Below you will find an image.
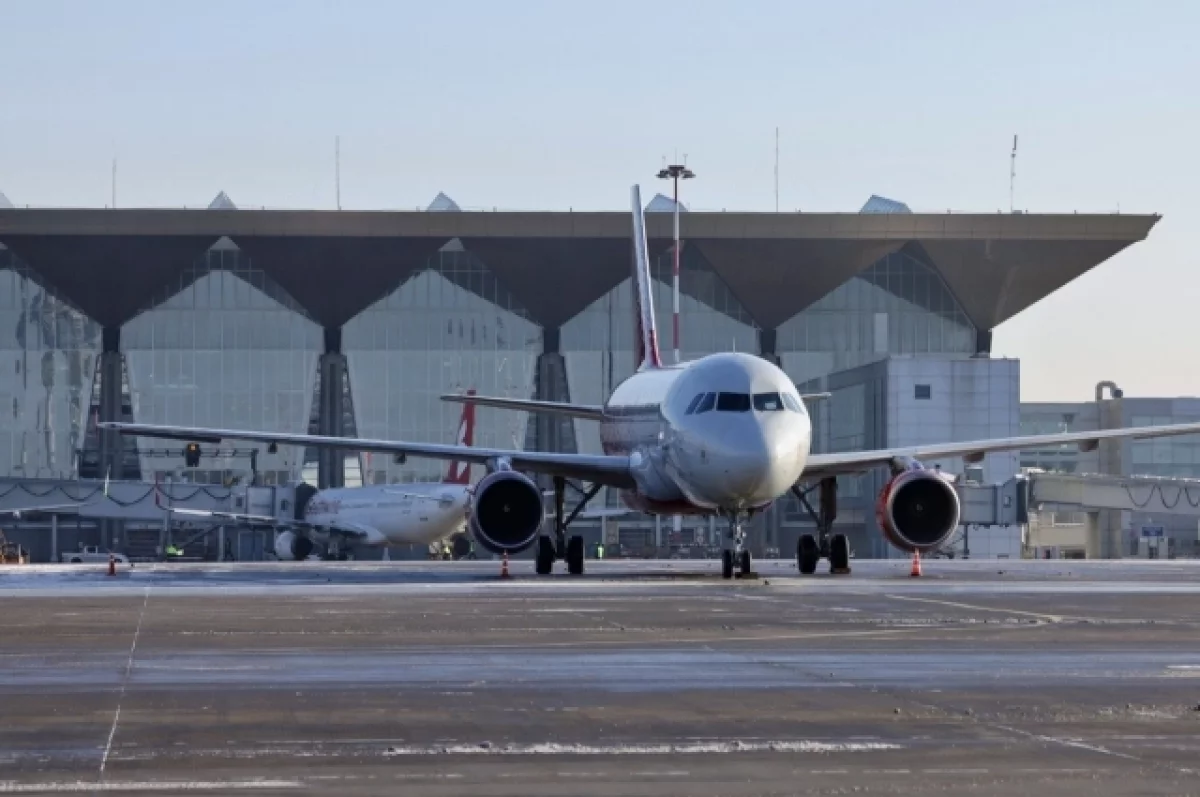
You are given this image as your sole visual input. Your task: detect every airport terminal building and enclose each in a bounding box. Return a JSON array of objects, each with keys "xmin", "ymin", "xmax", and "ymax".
[{"xmin": 0, "ymin": 190, "xmax": 1159, "ymax": 557}]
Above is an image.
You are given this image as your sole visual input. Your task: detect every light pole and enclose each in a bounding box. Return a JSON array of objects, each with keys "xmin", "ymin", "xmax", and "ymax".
[
  {"xmin": 657, "ymin": 163, "xmax": 694, "ymax": 554},
  {"xmin": 656, "ymin": 163, "xmax": 695, "ymax": 364}
]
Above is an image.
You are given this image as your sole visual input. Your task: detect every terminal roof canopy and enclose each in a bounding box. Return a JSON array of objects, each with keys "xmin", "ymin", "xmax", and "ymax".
[
  {"xmin": 231, "ymin": 236, "xmax": 450, "ymax": 329},
  {"xmin": 463, "ymin": 237, "xmax": 672, "ymax": 329},
  {"xmin": 0, "ymin": 234, "xmax": 217, "ymax": 327},
  {"xmin": 693, "ymin": 240, "xmax": 904, "ymax": 328},
  {"xmin": 0, "ymin": 208, "xmax": 1159, "ymax": 333}
]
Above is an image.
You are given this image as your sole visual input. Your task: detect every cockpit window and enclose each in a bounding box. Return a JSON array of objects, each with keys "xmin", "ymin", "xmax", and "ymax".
[
  {"xmin": 684, "ymin": 393, "xmax": 705, "ymax": 415},
  {"xmin": 782, "ymin": 393, "xmax": 804, "ymax": 413},
  {"xmin": 716, "ymin": 392, "xmax": 751, "ymax": 412},
  {"xmin": 753, "ymin": 392, "xmax": 784, "ymax": 412},
  {"xmin": 693, "ymin": 392, "xmax": 716, "ymax": 414}
]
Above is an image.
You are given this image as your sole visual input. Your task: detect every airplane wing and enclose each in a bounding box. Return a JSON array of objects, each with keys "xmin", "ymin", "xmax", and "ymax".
[
  {"xmin": 103, "ymin": 423, "xmax": 637, "ymax": 489},
  {"xmin": 803, "ymin": 421, "xmax": 1200, "ymax": 479},
  {"xmin": 441, "ymin": 394, "xmax": 606, "ymax": 422}
]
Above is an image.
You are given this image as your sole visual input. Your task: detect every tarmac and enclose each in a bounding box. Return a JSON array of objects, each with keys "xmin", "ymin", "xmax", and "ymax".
[{"xmin": 1, "ymin": 558, "xmax": 1199, "ymax": 795}]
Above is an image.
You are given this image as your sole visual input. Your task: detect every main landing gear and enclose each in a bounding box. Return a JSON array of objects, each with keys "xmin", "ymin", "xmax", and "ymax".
[
  {"xmin": 720, "ymin": 512, "xmax": 754, "ymax": 580},
  {"xmin": 535, "ymin": 476, "xmax": 601, "ymax": 577},
  {"xmin": 791, "ymin": 477, "xmax": 851, "ymax": 576}
]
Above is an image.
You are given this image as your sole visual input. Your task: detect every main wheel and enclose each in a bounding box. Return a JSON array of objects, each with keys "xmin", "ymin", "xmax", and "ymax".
[
  {"xmin": 535, "ymin": 536, "xmax": 555, "ymax": 575},
  {"xmin": 721, "ymin": 549, "xmax": 734, "ymax": 579},
  {"xmin": 739, "ymin": 549, "xmax": 752, "ymax": 577},
  {"xmin": 797, "ymin": 534, "xmax": 819, "ymax": 575},
  {"xmin": 566, "ymin": 535, "xmax": 585, "ymax": 576},
  {"xmin": 829, "ymin": 533, "xmax": 851, "ymax": 574}
]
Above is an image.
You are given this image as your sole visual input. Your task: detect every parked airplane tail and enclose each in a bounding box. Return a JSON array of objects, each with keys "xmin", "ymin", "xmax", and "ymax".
[
  {"xmin": 630, "ymin": 185, "xmax": 662, "ymax": 370},
  {"xmin": 443, "ymin": 388, "xmax": 476, "ymax": 484}
]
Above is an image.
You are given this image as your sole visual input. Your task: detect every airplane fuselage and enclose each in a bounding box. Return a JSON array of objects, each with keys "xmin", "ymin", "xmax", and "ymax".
[
  {"xmin": 599, "ymin": 352, "xmax": 812, "ymax": 515},
  {"xmin": 303, "ymin": 483, "xmax": 471, "ymax": 547}
]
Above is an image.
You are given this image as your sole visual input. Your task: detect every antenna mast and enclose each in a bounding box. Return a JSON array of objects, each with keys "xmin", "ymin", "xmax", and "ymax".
[
  {"xmin": 335, "ymin": 136, "xmax": 342, "ymax": 211},
  {"xmin": 1009, "ymin": 134, "xmax": 1018, "ymax": 212},
  {"xmin": 774, "ymin": 127, "xmax": 779, "ymax": 213},
  {"xmin": 111, "ymin": 158, "xmax": 117, "ymax": 208}
]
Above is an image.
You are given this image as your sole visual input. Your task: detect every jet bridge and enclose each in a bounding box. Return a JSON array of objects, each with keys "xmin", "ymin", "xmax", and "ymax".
[
  {"xmin": 0, "ymin": 477, "xmax": 299, "ymax": 561},
  {"xmin": 1027, "ymin": 472, "xmax": 1200, "ymax": 559}
]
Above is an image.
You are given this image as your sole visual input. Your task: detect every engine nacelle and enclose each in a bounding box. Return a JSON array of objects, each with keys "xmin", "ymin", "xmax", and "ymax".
[
  {"xmin": 875, "ymin": 468, "xmax": 961, "ymax": 553},
  {"xmin": 469, "ymin": 470, "xmax": 543, "ymax": 555},
  {"xmin": 274, "ymin": 530, "xmax": 314, "ymax": 561}
]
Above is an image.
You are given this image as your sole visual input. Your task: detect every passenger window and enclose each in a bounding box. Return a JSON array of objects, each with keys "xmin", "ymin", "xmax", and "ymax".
[
  {"xmin": 716, "ymin": 392, "xmax": 751, "ymax": 412},
  {"xmin": 685, "ymin": 393, "xmax": 705, "ymax": 415},
  {"xmin": 694, "ymin": 392, "xmax": 716, "ymax": 414},
  {"xmin": 753, "ymin": 392, "xmax": 784, "ymax": 411}
]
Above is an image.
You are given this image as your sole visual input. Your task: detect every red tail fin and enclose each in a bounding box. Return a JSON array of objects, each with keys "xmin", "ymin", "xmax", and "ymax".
[{"xmin": 443, "ymin": 388, "xmax": 476, "ymax": 484}]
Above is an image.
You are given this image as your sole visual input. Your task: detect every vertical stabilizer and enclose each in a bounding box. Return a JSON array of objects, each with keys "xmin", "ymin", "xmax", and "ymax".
[
  {"xmin": 630, "ymin": 185, "xmax": 662, "ymax": 369},
  {"xmin": 443, "ymin": 388, "xmax": 476, "ymax": 484}
]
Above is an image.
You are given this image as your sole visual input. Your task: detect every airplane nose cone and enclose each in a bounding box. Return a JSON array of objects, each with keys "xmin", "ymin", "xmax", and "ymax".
[{"xmin": 721, "ymin": 427, "xmax": 801, "ymax": 504}]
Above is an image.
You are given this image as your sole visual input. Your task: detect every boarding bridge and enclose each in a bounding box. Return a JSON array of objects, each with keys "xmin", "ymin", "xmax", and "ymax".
[
  {"xmin": 1027, "ymin": 472, "xmax": 1200, "ymax": 559},
  {"xmin": 0, "ymin": 477, "xmax": 298, "ymax": 562}
]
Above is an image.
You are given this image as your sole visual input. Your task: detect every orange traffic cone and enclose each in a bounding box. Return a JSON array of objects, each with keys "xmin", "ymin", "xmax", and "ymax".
[
  {"xmin": 909, "ymin": 550, "xmax": 922, "ymax": 578},
  {"xmin": 500, "ymin": 552, "xmax": 511, "ymax": 579},
  {"xmin": 107, "ymin": 554, "xmax": 116, "ymax": 577}
]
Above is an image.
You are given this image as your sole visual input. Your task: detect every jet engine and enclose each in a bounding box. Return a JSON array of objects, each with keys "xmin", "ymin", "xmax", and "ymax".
[
  {"xmin": 274, "ymin": 530, "xmax": 314, "ymax": 561},
  {"xmin": 469, "ymin": 470, "xmax": 544, "ymax": 554},
  {"xmin": 875, "ymin": 468, "xmax": 961, "ymax": 552}
]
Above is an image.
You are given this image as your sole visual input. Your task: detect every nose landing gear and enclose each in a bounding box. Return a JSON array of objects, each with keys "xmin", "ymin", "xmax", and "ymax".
[
  {"xmin": 792, "ymin": 477, "xmax": 851, "ymax": 576},
  {"xmin": 721, "ymin": 512, "xmax": 754, "ymax": 579}
]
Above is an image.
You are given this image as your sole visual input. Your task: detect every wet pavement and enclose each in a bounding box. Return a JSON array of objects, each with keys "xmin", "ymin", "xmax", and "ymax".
[{"xmin": 1, "ymin": 559, "xmax": 1199, "ymax": 794}]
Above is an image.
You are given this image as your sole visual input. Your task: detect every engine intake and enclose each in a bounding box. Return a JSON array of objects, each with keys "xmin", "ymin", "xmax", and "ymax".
[
  {"xmin": 275, "ymin": 530, "xmax": 314, "ymax": 561},
  {"xmin": 876, "ymin": 468, "xmax": 961, "ymax": 552},
  {"xmin": 469, "ymin": 470, "xmax": 543, "ymax": 554}
]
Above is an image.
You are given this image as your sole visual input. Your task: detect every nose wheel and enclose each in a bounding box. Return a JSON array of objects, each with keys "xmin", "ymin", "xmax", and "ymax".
[
  {"xmin": 721, "ymin": 512, "xmax": 754, "ymax": 579},
  {"xmin": 791, "ymin": 478, "xmax": 851, "ymax": 576}
]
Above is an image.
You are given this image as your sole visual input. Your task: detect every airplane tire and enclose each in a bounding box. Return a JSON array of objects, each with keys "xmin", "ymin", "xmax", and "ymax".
[
  {"xmin": 798, "ymin": 534, "xmax": 819, "ymax": 575},
  {"xmin": 535, "ymin": 537, "xmax": 555, "ymax": 575},
  {"xmin": 739, "ymin": 549, "xmax": 752, "ymax": 576},
  {"xmin": 566, "ymin": 535, "xmax": 585, "ymax": 576},
  {"xmin": 830, "ymin": 533, "xmax": 851, "ymax": 574},
  {"xmin": 721, "ymin": 550, "xmax": 734, "ymax": 579}
]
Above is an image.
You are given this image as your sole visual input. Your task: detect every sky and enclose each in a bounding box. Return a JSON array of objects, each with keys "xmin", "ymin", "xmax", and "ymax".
[{"xmin": 1, "ymin": 0, "xmax": 1197, "ymax": 401}]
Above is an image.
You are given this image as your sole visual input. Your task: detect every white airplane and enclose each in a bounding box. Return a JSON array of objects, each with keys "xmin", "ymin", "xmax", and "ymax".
[
  {"xmin": 104, "ymin": 184, "xmax": 1200, "ymax": 578},
  {"xmin": 152, "ymin": 397, "xmax": 478, "ymax": 560}
]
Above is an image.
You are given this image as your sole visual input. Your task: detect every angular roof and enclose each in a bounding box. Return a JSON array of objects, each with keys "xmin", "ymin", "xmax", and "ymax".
[
  {"xmin": 0, "ymin": 207, "xmax": 1159, "ymax": 331},
  {"xmin": 427, "ymin": 192, "xmax": 461, "ymax": 212},
  {"xmin": 208, "ymin": 191, "xmax": 237, "ymax": 210},
  {"xmin": 645, "ymin": 193, "xmax": 687, "ymax": 213},
  {"xmin": 861, "ymin": 195, "xmax": 912, "ymax": 214}
]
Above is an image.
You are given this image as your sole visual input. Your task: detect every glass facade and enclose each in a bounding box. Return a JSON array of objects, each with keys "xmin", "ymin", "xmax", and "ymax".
[
  {"xmin": 122, "ymin": 249, "xmax": 321, "ymax": 484},
  {"xmin": 344, "ymin": 244, "xmax": 541, "ymax": 485},
  {"xmin": 777, "ymin": 247, "xmax": 975, "ymax": 386},
  {"xmin": 0, "ymin": 250, "xmax": 101, "ymax": 478},
  {"xmin": 2, "ymin": 229, "xmax": 981, "ymax": 506}
]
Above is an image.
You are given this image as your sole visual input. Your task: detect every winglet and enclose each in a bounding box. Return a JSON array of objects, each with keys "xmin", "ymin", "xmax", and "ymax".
[
  {"xmin": 630, "ymin": 184, "xmax": 662, "ymax": 370},
  {"xmin": 443, "ymin": 388, "xmax": 476, "ymax": 485}
]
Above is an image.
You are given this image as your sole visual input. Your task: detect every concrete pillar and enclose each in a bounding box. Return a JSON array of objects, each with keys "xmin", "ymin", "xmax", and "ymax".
[
  {"xmin": 50, "ymin": 514, "xmax": 58, "ymax": 562},
  {"xmin": 974, "ymin": 328, "xmax": 993, "ymax": 356},
  {"xmin": 1085, "ymin": 511, "xmax": 1103, "ymax": 559},
  {"xmin": 318, "ymin": 327, "xmax": 346, "ymax": 489},
  {"xmin": 758, "ymin": 328, "xmax": 781, "ymax": 366},
  {"xmin": 97, "ymin": 327, "xmax": 124, "ymax": 481}
]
